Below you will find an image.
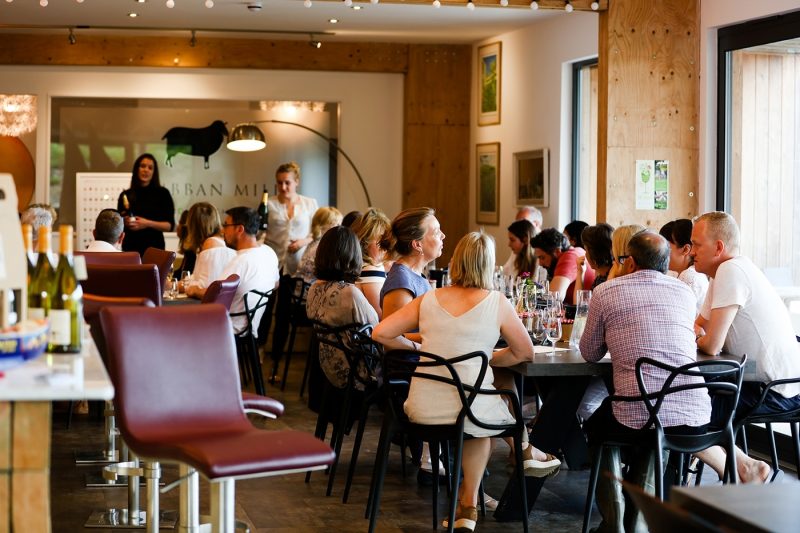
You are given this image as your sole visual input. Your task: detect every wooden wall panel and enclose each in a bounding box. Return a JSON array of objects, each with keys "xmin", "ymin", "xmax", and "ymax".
[
  {"xmin": 404, "ymin": 45, "xmax": 471, "ymax": 263},
  {"xmin": 597, "ymin": 0, "xmax": 699, "ymax": 227}
]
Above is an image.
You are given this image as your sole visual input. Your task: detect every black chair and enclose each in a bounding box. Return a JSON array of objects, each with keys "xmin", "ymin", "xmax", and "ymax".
[
  {"xmin": 620, "ymin": 477, "xmax": 722, "ymax": 533},
  {"xmin": 270, "ymin": 277, "xmax": 312, "ymax": 391},
  {"xmin": 581, "ymin": 355, "xmax": 745, "ymax": 533},
  {"xmin": 230, "ymin": 288, "xmax": 274, "ymax": 396},
  {"xmin": 368, "ymin": 349, "xmax": 529, "ymax": 533}
]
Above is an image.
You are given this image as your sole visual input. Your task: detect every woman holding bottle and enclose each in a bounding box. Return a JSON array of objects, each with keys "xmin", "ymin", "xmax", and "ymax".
[{"xmin": 117, "ymin": 153, "xmax": 175, "ymax": 257}]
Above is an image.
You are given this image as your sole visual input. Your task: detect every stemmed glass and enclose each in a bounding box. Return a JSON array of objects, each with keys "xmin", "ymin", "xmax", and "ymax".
[
  {"xmin": 544, "ymin": 308, "xmax": 562, "ymax": 356},
  {"xmin": 529, "ymin": 308, "xmax": 547, "ymax": 346}
]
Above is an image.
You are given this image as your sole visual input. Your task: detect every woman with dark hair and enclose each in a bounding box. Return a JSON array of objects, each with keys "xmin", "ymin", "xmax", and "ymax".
[
  {"xmin": 575, "ymin": 223, "xmax": 614, "ymax": 292},
  {"xmin": 659, "ymin": 218, "xmax": 708, "ymax": 313},
  {"xmin": 563, "ymin": 220, "xmax": 589, "ymax": 249},
  {"xmin": 505, "ymin": 219, "xmax": 539, "ymax": 278},
  {"xmin": 117, "ymin": 153, "xmax": 175, "ymax": 256},
  {"xmin": 306, "ymin": 226, "xmax": 379, "ymax": 389}
]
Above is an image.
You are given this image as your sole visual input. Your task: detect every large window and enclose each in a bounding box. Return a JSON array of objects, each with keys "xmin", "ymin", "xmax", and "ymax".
[
  {"xmin": 571, "ymin": 58, "xmax": 598, "ymax": 223},
  {"xmin": 717, "ymin": 11, "xmax": 800, "ymax": 293}
]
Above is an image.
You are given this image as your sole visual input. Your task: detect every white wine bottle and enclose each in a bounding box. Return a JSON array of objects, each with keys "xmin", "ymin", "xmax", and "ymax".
[
  {"xmin": 49, "ymin": 225, "xmax": 83, "ymax": 353},
  {"xmin": 21, "ymin": 223, "xmax": 35, "ymax": 282},
  {"xmin": 257, "ymin": 187, "xmax": 269, "ymax": 231},
  {"xmin": 28, "ymin": 225, "xmax": 55, "ymax": 321}
]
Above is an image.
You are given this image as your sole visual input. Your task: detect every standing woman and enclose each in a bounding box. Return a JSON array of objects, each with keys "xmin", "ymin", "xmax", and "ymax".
[
  {"xmin": 263, "ymin": 161, "xmax": 319, "ymax": 374},
  {"xmin": 659, "ymin": 219, "xmax": 708, "ymax": 313},
  {"xmin": 117, "ymin": 153, "xmax": 175, "ymax": 256}
]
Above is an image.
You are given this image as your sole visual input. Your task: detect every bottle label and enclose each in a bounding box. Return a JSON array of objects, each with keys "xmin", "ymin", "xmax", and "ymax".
[
  {"xmin": 29, "ymin": 307, "xmax": 45, "ymax": 320},
  {"xmin": 49, "ymin": 309, "xmax": 72, "ymax": 345}
]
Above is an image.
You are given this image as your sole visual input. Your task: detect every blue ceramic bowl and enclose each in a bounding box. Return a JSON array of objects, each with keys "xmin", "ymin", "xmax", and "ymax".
[{"xmin": 0, "ymin": 319, "xmax": 50, "ymax": 371}]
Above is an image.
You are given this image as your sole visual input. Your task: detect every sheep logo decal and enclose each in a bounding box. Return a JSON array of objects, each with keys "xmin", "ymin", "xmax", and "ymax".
[{"xmin": 162, "ymin": 120, "xmax": 229, "ymax": 169}]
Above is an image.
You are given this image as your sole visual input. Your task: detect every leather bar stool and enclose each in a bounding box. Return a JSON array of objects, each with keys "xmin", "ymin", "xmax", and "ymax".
[{"xmin": 101, "ymin": 304, "xmax": 335, "ymax": 533}]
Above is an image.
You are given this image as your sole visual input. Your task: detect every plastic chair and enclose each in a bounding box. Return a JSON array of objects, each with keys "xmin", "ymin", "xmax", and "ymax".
[
  {"xmin": 82, "ymin": 263, "xmax": 162, "ymax": 306},
  {"xmin": 368, "ymin": 349, "xmax": 529, "ymax": 533},
  {"xmin": 99, "ymin": 304, "xmax": 336, "ymax": 533},
  {"xmin": 581, "ymin": 356, "xmax": 745, "ymax": 533},
  {"xmin": 230, "ymin": 288, "xmax": 274, "ymax": 396},
  {"xmin": 201, "ymin": 274, "xmax": 240, "ymax": 309},
  {"xmin": 142, "ymin": 246, "xmax": 177, "ymax": 295},
  {"xmin": 76, "ymin": 250, "xmax": 142, "ymax": 265},
  {"xmin": 270, "ymin": 276, "xmax": 312, "ymax": 391}
]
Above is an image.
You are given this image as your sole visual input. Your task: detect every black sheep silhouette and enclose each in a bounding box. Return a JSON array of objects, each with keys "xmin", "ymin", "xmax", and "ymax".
[{"xmin": 162, "ymin": 120, "xmax": 228, "ymax": 169}]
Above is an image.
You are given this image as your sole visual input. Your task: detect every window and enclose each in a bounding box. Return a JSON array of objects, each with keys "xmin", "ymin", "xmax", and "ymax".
[{"xmin": 571, "ymin": 58, "xmax": 598, "ymax": 223}]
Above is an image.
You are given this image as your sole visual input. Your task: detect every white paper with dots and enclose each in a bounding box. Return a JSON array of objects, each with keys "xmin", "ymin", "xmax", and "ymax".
[{"xmin": 76, "ymin": 173, "xmax": 130, "ymax": 251}]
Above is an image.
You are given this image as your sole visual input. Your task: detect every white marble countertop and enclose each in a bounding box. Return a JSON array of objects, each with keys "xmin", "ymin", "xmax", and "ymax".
[{"xmin": 0, "ymin": 336, "xmax": 114, "ymax": 401}]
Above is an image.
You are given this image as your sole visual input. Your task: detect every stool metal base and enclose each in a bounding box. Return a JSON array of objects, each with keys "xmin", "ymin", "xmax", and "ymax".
[
  {"xmin": 85, "ymin": 509, "xmax": 177, "ymax": 529},
  {"xmin": 75, "ymin": 449, "xmax": 119, "ymax": 465},
  {"xmin": 85, "ymin": 472, "xmax": 164, "ymax": 489}
]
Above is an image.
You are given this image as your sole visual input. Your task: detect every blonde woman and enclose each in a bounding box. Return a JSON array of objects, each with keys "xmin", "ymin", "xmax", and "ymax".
[
  {"xmin": 184, "ymin": 202, "xmax": 236, "ymax": 296},
  {"xmin": 374, "ymin": 232, "xmax": 559, "ymax": 533},
  {"xmin": 607, "ymin": 224, "xmax": 646, "ymax": 280},
  {"xmin": 294, "ymin": 206, "xmax": 343, "ymax": 283},
  {"xmin": 352, "ymin": 208, "xmax": 392, "ymax": 318}
]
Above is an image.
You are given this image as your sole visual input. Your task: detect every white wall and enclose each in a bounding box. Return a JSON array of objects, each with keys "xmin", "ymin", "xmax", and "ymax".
[
  {"xmin": 0, "ymin": 66, "xmax": 404, "ymax": 217},
  {"xmin": 698, "ymin": 0, "xmax": 800, "ymax": 212},
  {"xmin": 471, "ymin": 12, "xmax": 598, "ymax": 254}
]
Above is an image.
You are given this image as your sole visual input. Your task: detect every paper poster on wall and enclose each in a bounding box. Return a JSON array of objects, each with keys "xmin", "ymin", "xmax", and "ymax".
[{"xmin": 635, "ymin": 160, "xmax": 668, "ymax": 210}]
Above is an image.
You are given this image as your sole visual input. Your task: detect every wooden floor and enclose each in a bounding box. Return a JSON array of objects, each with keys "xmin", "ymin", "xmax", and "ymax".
[{"xmin": 50, "ymin": 347, "xmax": 594, "ymax": 532}]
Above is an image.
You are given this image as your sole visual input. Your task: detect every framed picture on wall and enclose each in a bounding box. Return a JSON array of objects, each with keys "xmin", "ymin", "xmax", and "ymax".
[
  {"xmin": 476, "ymin": 142, "xmax": 500, "ymax": 225},
  {"xmin": 478, "ymin": 42, "xmax": 501, "ymax": 126},
  {"xmin": 514, "ymin": 149, "xmax": 549, "ymax": 207}
]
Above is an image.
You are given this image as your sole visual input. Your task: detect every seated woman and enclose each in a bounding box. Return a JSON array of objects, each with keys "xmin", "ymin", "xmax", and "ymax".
[
  {"xmin": 373, "ymin": 231, "xmax": 560, "ymax": 533},
  {"xmin": 505, "ymin": 219, "xmax": 542, "ymax": 280},
  {"xmin": 183, "ymin": 202, "xmax": 235, "ymax": 296},
  {"xmin": 575, "ymin": 222, "xmax": 614, "ymax": 292},
  {"xmin": 351, "ymin": 208, "xmax": 392, "ymax": 319},
  {"xmin": 659, "ymin": 218, "xmax": 708, "ymax": 313},
  {"xmin": 607, "ymin": 223, "xmax": 645, "ymax": 281},
  {"xmin": 294, "ymin": 206, "xmax": 343, "ymax": 284},
  {"xmin": 306, "ymin": 225, "xmax": 379, "ymax": 390}
]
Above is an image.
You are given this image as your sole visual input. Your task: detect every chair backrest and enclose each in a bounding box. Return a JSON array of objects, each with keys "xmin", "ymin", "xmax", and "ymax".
[
  {"xmin": 82, "ymin": 264, "xmax": 162, "ymax": 306},
  {"xmin": 312, "ymin": 320, "xmax": 375, "ymax": 389},
  {"xmin": 76, "ymin": 250, "xmax": 142, "ymax": 266},
  {"xmin": 100, "ymin": 305, "xmax": 249, "ymax": 451},
  {"xmin": 83, "ymin": 294, "xmax": 155, "ymax": 365},
  {"xmin": 230, "ymin": 288, "xmax": 273, "ymax": 338},
  {"xmin": 201, "ymin": 274, "xmax": 241, "ymax": 310},
  {"xmin": 633, "ymin": 355, "xmax": 745, "ymax": 433},
  {"xmin": 288, "ymin": 277, "xmax": 312, "ymax": 322},
  {"xmin": 382, "ymin": 349, "xmax": 522, "ymax": 432},
  {"xmin": 142, "ymin": 247, "xmax": 177, "ymax": 295},
  {"xmin": 620, "ymin": 478, "xmax": 722, "ymax": 533},
  {"xmin": 345, "ymin": 324, "xmax": 384, "ymax": 389}
]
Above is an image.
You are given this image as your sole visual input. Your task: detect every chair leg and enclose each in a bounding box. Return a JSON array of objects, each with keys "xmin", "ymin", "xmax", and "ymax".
[
  {"xmin": 326, "ymin": 388, "xmax": 353, "ymax": 497},
  {"xmin": 430, "ymin": 440, "xmax": 441, "ymax": 531},
  {"xmin": 792, "ymin": 422, "xmax": 800, "ymax": 480},
  {"xmin": 446, "ymin": 435, "xmax": 464, "ymax": 533},
  {"xmin": 726, "ymin": 427, "xmax": 739, "ymax": 484},
  {"xmin": 144, "ymin": 461, "xmax": 160, "ymax": 533},
  {"xmin": 367, "ymin": 418, "xmax": 395, "ymax": 533},
  {"xmin": 694, "ymin": 460, "xmax": 705, "ymax": 485},
  {"xmin": 514, "ymin": 436, "xmax": 529, "ymax": 533},
  {"xmin": 280, "ymin": 324, "xmax": 299, "ymax": 391},
  {"xmin": 582, "ymin": 445, "xmax": 603, "ymax": 533},
  {"xmin": 343, "ymin": 400, "xmax": 372, "ymax": 504},
  {"xmin": 209, "ymin": 478, "xmax": 235, "ymax": 533},
  {"xmin": 766, "ymin": 422, "xmax": 780, "ymax": 472},
  {"xmin": 178, "ymin": 464, "xmax": 201, "ymax": 531},
  {"xmin": 740, "ymin": 424, "xmax": 749, "ymax": 454},
  {"xmin": 307, "ymin": 385, "xmax": 333, "ymax": 483},
  {"xmin": 653, "ymin": 433, "xmax": 664, "ymax": 501},
  {"xmin": 299, "ymin": 335, "xmax": 315, "ymax": 398}
]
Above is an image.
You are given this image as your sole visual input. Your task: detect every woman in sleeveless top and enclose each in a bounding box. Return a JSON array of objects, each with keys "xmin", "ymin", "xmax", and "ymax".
[
  {"xmin": 183, "ymin": 202, "xmax": 235, "ymax": 296},
  {"xmin": 374, "ymin": 232, "xmax": 560, "ymax": 532},
  {"xmin": 351, "ymin": 208, "xmax": 392, "ymax": 318}
]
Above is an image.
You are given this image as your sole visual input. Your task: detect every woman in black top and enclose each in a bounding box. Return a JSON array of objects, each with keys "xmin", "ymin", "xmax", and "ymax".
[{"xmin": 117, "ymin": 153, "xmax": 175, "ymax": 256}]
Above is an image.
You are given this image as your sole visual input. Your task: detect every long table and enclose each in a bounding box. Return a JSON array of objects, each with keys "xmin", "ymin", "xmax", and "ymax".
[{"xmin": 0, "ymin": 338, "xmax": 114, "ymax": 532}]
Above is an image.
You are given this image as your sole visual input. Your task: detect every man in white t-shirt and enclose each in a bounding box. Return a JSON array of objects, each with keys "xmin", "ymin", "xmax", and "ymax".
[
  {"xmin": 85, "ymin": 209, "xmax": 124, "ymax": 252},
  {"xmin": 502, "ymin": 205, "xmax": 543, "ymax": 276},
  {"xmin": 191, "ymin": 207, "xmax": 279, "ymax": 335},
  {"xmin": 692, "ymin": 211, "xmax": 800, "ymax": 481}
]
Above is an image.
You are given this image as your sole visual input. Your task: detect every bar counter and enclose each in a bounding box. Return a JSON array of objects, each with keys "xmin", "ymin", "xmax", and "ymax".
[{"xmin": 0, "ymin": 338, "xmax": 114, "ymax": 533}]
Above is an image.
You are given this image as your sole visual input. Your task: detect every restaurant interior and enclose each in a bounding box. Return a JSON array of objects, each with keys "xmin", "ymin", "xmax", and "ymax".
[{"xmin": 1, "ymin": 0, "xmax": 800, "ymax": 531}]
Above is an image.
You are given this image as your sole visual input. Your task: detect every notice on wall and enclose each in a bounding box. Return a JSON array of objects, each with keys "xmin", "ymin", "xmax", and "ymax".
[{"xmin": 635, "ymin": 160, "xmax": 669, "ymax": 210}]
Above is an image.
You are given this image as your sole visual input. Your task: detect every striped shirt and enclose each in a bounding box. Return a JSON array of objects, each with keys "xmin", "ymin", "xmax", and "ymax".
[{"xmin": 579, "ymin": 270, "xmax": 711, "ymax": 429}]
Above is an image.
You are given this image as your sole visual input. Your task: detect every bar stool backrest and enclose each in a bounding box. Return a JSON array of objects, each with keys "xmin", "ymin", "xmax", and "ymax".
[
  {"xmin": 142, "ymin": 247, "xmax": 177, "ymax": 295},
  {"xmin": 76, "ymin": 251, "xmax": 142, "ymax": 266},
  {"xmin": 82, "ymin": 263, "xmax": 162, "ymax": 306},
  {"xmin": 202, "ymin": 274, "xmax": 240, "ymax": 310}
]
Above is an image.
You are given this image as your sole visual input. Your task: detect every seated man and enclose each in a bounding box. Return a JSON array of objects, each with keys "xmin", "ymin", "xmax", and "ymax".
[
  {"xmin": 531, "ymin": 227, "xmax": 595, "ymax": 303},
  {"xmin": 189, "ymin": 206, "xmax": 279, "ymax": 336},
  {"xmin": 580, "ymin": 230, "xmax": 711, "ymax": 533},
  {"xmin": 85, "ymin": 208, "xmax": 124, "ymax": 252},
  {"xmin": 692, "ymin": 211, "xmax": 800, "ymax": 479}
]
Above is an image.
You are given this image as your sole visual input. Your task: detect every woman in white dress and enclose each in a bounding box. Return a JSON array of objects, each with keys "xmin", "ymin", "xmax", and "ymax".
[
  {"xmin": 352, "ymin": 208, "xmax": 392, "ymax": 319},
  {"xmin": 183, "ymin": 202, "xmax": 235, "ymax": 296},
  {"xmin": 373, "ymin": 232, "xmax": 560, "ymax": 532},
  {"xmin": 660, "ymin": 218, "xmax": 709, "ymax": 313}
]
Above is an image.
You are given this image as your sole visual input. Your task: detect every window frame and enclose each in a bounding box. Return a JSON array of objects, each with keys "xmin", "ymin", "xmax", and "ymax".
[{"xmin": 571, "ymin": 57, "xmax": 599, "ymax": 220}]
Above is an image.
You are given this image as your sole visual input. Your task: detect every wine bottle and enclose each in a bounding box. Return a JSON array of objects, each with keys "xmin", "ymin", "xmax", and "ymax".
[
  {"xmin": 257, "ymin": 187, "xmax": 269, "ymax": 231},
  {"xmin": 48, "ymin": 225, "xmax": 83, "ymax": 353},
  {"xmin": 21, "ymin": 223, "xmax": 35, "ymax": 281},
  {"xmin": 121, "ymin": 192, "xmax": 135, "ymax": 220},
  {"xmin": 28, "ymin": 225, "xmax": 55, "ymax": 321}
]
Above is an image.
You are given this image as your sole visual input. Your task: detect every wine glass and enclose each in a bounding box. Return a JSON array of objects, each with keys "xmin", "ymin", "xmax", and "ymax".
[
  {"xmin": 544, "ymin": 308, "xmax": 562, "ymax": 356},
  {"xmin": 529, "ymin": 309, "xmax": 547, "ymax": 346},
  {"xmin": 179, "ymin": 270, "xmax": 191, "ymax": 294},
  {"xmin": 164, "ymin": 272, "xmax": 176, "ymax": 299}
]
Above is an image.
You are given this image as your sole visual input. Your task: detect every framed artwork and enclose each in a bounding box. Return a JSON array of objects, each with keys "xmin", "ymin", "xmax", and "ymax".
[
  {"xmin": 476, "ymin": 142, "xmax": 500, "ymax": 225},
  {"xmin": 514, "ymin": 149, "xmax": 549, "ymax": 207},
  {"xmin": 477, "ymin": 42, "xmax": 501, "ymax": 126}
]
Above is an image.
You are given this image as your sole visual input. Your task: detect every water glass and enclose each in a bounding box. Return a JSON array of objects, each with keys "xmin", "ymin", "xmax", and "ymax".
[
  {"xmin": 529, "ymin": 309, "xmax": 547, "ymax": 345},
  {"xmin": 179, "ymin": 270, "xmax": 191, "ymax": 294}
]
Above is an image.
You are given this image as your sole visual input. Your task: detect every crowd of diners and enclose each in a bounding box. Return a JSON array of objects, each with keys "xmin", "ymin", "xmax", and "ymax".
[{"xmin": 20, "ymin": 154, "xmax": 800, "ymax": 533}]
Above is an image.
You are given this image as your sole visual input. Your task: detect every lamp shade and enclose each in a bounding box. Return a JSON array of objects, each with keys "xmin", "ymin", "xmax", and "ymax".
[{"xmin": 227, "ymin": 123, "xmax": 266, "ymax": 152}]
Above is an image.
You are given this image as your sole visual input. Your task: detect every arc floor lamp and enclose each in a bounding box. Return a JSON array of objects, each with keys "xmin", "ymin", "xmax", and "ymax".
[{"xmin": 226, "ymin": 119, "xmax": 372, "ymax": 207}]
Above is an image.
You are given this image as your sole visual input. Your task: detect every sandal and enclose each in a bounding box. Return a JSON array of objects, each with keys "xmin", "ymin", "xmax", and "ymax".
[
  {"xmin": 522, "ymin": 446, "xmax": 561, "ymax": 478},
  {"xmin": 482, "ymin": 494, "xmax": 498, "ymax": 511},
  {"xmin": 442, "ymin": 504, "xmax": 478, "ymax": 532}
]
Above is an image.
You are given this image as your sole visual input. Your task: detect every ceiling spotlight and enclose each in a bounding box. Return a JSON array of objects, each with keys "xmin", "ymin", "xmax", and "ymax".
[
  {"xmin": 371, "ymin": 0, "xmax": 379, "ymax": 4},
  {"xmin": 68, "ymin": 28, "xmax": 76, "ymax": 45},
  {"xmin": 303, "ymin": 0, "xmax": 312, "ymax": 6},
  {"xmin": 344, "ymin": 0, "xmax": 353, "ymax": 6},
  {"xmin": 328, "ymin": 18, "xmax": 338, "ymax": 23},
  {"xmin": 432, "ymin": 0, "xmax": 441, "ymax": 6},
  {"xmin": 205, "ymin": 0, "xmax": 213, "ymax": 7},
  {"xmin": 166, "ymin": 0, "xmax": 175, "ymax": 8},
  {"xmin": 466, "ymin": 0, "xmax": 474, "ymax": 10},
  {"xmin": 500, "ymin": 0, "xmax": 508, "ymax": 5},
  {"xmin": 590, "ymin": 1, "xmax": 599, "ymax": 9},
  {"xmin": 530, "ymin": 0, "xmax": 538, "ymax": 9},
  {"xmin": 128, "ymin": 12, "xmax": 138, "ymax": 17},
  {"xmin": 76, "ymin": 0, "xmax": 84, "ymax": 3},
  {"xmin": 309, "ymin": 35, "xmax": 322, "ymax": 49},
  {"xmin": 564, "ymin": 0, "xmax": 573, "ymax": 12},
  {"xmin": 39, "ymin": 0, "xmax": 48, "ymax": 6},
  {"xmin": 352, "ymin": 4, "xmax": 362, "ymax": 9}
]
